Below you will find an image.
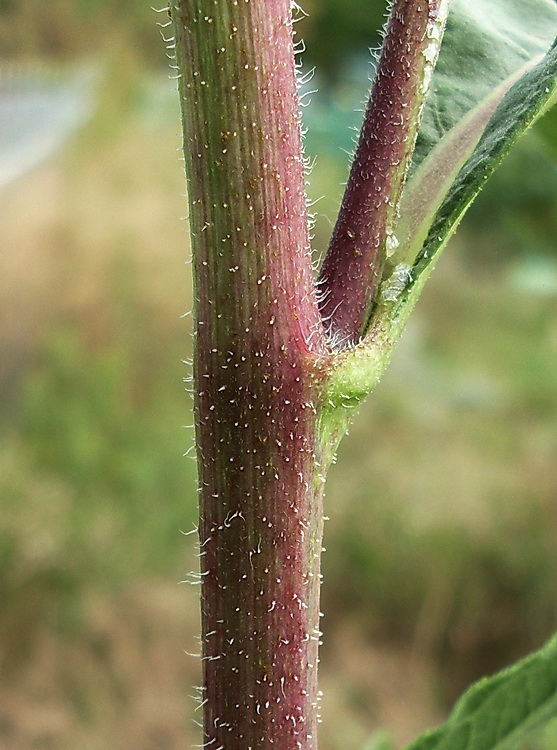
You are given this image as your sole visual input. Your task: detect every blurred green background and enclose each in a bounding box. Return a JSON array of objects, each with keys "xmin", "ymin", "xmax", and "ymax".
[{"xmin": 1, "ymin": 2, "xmax": 557, "ymax": 749}]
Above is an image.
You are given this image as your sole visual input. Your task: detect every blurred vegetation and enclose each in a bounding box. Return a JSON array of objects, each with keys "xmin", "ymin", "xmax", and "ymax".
[
  {"xmin": 0, "ymin": 0, "xmax": 387, "ymax": 70},
  {"xmin": 0, "ymin": 0, "xmax": 161, "ymax": 64},
  {"xmin": 1, "ymin": 2, "xmax": 557, "ymax": 749}
]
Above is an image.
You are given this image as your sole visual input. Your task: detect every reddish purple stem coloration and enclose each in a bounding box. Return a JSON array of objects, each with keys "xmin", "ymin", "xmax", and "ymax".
[
  {"xmin": 170, "ymin": 0, "xmax": 444, "ymax": 746},
  {"xmin": 318, "ymin": 0, "xmax": 445, "ymax": 347}
]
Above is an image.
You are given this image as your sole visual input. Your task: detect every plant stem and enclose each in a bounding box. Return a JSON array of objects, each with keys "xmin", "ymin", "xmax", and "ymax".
[
  {"xmin": 169, "ymin": 0, "xmax": 448, "ymax": 746},
  {"xmin": 317, "ymin": 0, "xmax": 449, "ymax": 348},
  {"xmin": 171, "ymin": 2, "xmax": 330, "ymax": 747}
]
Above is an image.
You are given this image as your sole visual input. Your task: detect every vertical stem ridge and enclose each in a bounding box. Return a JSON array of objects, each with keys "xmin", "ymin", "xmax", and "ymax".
[{"xmin": 317, "ymin": 0, "xmax": 449, "ymax": 348}]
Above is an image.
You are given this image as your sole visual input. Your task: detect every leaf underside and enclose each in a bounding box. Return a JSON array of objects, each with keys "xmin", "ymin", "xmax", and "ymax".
[
  {"xmin": 378, "ymin": 0, "xmax": 557, "ymax": 320},
  {"xmin": 411, "ymin": 0, "xmax": 557, "ymax": 173},
  {"xmin": 406, "ymin": 634, "xmax": 557, "ymax": 750},
  {"xmin": 412, "ymin": 39, "xmax": 557, "ymax": 283}
]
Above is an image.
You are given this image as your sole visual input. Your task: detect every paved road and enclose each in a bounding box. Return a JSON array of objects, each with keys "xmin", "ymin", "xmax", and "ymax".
[{"xmin": 0, "ymin": 65, "xmax": 95, "ymax": 192}]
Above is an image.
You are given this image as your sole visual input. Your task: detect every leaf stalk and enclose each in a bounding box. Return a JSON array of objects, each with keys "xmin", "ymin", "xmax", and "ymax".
[{"xmin": 317, "ymin": 0, "xmax": 449, "ymax": 348}]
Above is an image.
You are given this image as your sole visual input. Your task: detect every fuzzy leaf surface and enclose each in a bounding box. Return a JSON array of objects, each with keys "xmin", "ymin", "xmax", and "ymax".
[
  {"xmin": 411, "ymin": 40, "xmax": 557, "ymax": 283},
  {"xmin": 392, "ymin": 0, "xmax": 557, "ymax": 268},
  {"xmin": 376, "ymin": 37, "xmax": 557, "ymax": 333},
  {"xmin": 349, "ymin": 27, "xmax": 557, "ymax": 413},
  {"xmin": 405, "ymin": 634, "xmax": 557, "ymax": 750},
  {"xmin": 412, "ymin": 0, "xmax": 557, "ymax": 171}
]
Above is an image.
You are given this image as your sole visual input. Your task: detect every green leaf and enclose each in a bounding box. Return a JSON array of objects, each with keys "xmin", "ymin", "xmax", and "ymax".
[
  {"xmin": 412, "ymin": 40, "xmax": 557, "ymax": 283},
  {"xmin": 405, "ymin": 633, "xmax": 557, "ymax": 750},
  {"xmin": 412, "ymin": 0, "xmax": 557, "ymax": 172},
  {"xmin": 377, "ymin": 36, "xmax": 557, "ymax": 324},
  {"xmin": 389, "ymin": 0, "xmax": 557, "ymax": 271}
]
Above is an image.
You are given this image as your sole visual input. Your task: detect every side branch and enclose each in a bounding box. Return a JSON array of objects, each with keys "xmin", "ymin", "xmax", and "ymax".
[{"xmin": 317, "ymin": 0, "xmax": 449, "ymax": 349}]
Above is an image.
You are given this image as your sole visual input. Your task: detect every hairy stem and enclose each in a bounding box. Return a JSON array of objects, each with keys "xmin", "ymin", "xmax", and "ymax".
[
  {"xmin": 169, "ymin": 0, "xmax": 450, "ymax": 746},
  {"xmin": 171, "ymin": 2, "xmax": 330, "ymax": 747},
  {"xmin": 317, "ymin": 0, "xmax": 449, "ymax": 348}
]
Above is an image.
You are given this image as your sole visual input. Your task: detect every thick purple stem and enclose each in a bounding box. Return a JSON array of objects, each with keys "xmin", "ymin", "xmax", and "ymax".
[
  {"xmin": 317, "ymin": 0, "xmax": 448, "ymax": 348},
  {"xmin": 171, "ymin": 2, "xmax": 329, "ymax": 747},
  {"xmin": 170, "ymin": 0, "xmax": 448, "ymax": 744}
]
